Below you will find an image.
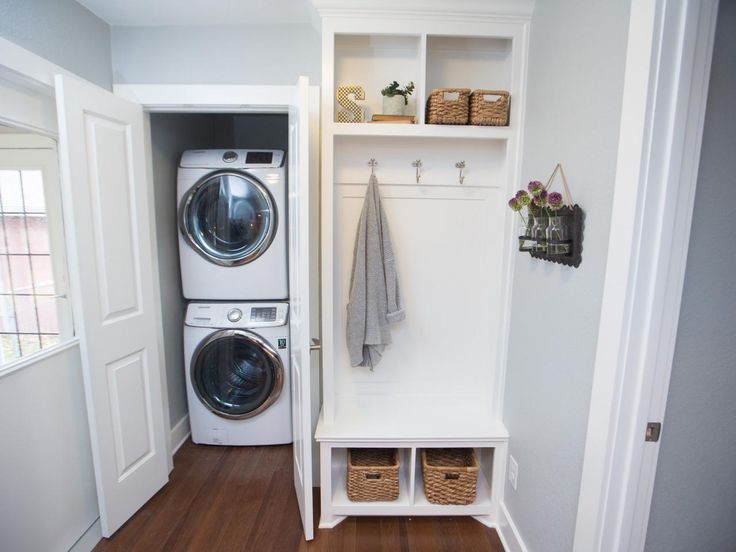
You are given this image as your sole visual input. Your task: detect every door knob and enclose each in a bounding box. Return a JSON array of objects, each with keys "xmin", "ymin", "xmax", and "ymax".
[{"xmin": 310, "ymin": 338, "xmax": 321, "ymax": 351}]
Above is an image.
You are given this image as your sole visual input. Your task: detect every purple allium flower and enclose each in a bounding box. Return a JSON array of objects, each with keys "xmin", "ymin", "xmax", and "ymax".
[
  {"xmin": 533, "ymin": 193, "xmax": 548, "ymax": 208},
  {"xmin": 508, "ymin": 197, "xmax": 522, "ymax": 211},
  {"xmin": 528, "ymin": 180, "xmax": 544, "ymax": 195},
  {"xmin": 548, "ymin": 191, "xmax": 564, "ymax": 210},
  {"xmin": 515, "ymin": 190, "xmax": 528, "ymax": 199}
]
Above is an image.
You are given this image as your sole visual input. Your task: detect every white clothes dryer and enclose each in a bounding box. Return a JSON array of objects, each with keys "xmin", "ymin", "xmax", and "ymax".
[
  {"xmin": 184, "ymin": 301, "xmax": 292, "ymax": 446},
  {"xmin": 178, "ymin": 149, "xmax": 287, "ymax": 300}
]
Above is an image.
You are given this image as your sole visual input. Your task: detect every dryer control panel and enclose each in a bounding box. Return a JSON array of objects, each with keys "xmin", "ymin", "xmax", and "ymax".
[
  {"xmin": 185, "ymin": 302, "xmax": 288, "ymax": 329},
  {"xmin": 179, "ymin": 149, "xmax": 285, "ymax": 169}
]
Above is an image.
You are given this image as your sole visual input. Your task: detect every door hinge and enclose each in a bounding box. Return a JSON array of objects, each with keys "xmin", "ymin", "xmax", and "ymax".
[{"xmin": 645, "ymin": 422, "xmax": 661, "ymax": 442}]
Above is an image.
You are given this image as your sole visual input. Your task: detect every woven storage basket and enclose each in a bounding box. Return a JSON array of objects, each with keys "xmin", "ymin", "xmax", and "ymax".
[
  {"xmin": 421, "ymin": 448, "xmax": 479, "ymax": 505},
  {"xmin": 469, "ymin": 90, "xmax": 510, "ymax": 126},
  {"xmin": 426, "ymin": 88, "xmax": 471, "ymax": 125},
  {"xmin": 347, "ymin": 448, "xmax": 400, "ymax": 502}
]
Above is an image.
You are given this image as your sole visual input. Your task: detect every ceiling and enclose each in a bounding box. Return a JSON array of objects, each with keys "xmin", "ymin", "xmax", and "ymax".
[{"xmin": 75, "ymin": 0, "xmax": 317, "ymax": 26}]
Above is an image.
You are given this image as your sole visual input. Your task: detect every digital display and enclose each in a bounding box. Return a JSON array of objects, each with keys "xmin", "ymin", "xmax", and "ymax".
[
  {"xmin": 250, "ymin": 307, "xmax": 277, "ymax": 322},
  {"xmin": 246, "ymin": 151, "xmax": 273, "ymax": 164}
]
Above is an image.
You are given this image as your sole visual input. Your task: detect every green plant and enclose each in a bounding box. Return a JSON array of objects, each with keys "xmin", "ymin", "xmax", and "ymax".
[{"xmin": 380, "ymin": 81, "xmax": 415, "ymax": 105}]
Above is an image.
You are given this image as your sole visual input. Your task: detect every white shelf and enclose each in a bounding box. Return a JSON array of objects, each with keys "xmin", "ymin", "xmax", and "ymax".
[
  {"xmin": 330, "ymin": 122, "xmax": 512, "ymax": 140},
  {"xmin": 325, "ymin": 445, "xmax": 497, "ymax": 519},
  {"xmin": 315, "ymin": 407, "xmax": 509, "ymax": 444}
]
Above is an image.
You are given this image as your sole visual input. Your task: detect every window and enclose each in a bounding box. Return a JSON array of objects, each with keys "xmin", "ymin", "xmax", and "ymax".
[{"xmin": 0, "ymin": 135, "xmax": 73, "ymax": 366}]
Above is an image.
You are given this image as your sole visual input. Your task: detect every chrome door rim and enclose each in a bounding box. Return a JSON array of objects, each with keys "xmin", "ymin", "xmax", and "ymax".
[
  {"xmin": 190, "ymin": 329, "xmax": 284, "ymax": 420},
  {"xmin": 179, "ymin": 170, "xmax": 278, "ymax": 267}
]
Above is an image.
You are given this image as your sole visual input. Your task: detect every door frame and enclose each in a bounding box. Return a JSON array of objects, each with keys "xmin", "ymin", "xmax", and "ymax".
[{"xmin": 573, "ymin": 1, "xmax": 720, "ymax": 550}]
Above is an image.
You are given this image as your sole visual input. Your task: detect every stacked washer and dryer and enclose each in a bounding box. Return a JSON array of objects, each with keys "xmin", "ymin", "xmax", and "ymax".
[{"xmin": 178, "ymin": 149, "xmax": 292, "ymax": 446}]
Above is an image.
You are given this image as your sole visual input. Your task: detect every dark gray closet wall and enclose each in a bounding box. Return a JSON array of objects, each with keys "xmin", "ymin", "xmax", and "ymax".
[{"xmin": 149, "ymin": 112, "xmax": 288, "ymax": 427}]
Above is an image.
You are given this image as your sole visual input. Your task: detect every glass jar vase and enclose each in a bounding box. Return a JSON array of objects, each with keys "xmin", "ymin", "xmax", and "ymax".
[
  {"xmin": 546, "ymin": 215, "xmax": 570, "ymax": 255},
  {"xmin": 518, "ymin": 214, "xmax": 535, "ymax": 252},
  {"xmin": 531, "ymin": 215, "xmax": 548, "ymax": 252}
]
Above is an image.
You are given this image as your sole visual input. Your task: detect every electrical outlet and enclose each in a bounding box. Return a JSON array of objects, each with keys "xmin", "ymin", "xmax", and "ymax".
[{"xmin": 508, "ymin": 455, "xmax": 519, "ymax": 490}]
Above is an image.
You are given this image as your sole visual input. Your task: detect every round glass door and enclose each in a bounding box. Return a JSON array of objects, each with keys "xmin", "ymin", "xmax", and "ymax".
[
  {"xmin": 181, "ymin": 171, "xmax": 277, "ymax": 266},
  {"xmin": 191, "ymin": 330, "xmax": 284, "ymax": 419}
]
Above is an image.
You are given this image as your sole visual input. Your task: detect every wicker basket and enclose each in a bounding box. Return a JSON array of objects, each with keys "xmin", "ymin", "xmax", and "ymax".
[
  {"xmin": 426, "ymin": 88, "xmax": 471, "ymax": 125},
  {"xmin": 421, "ymin": 448, "xmax": 479, "ymax": 505},
  {"xmin": 469, "ymin": 90, "xmax": 510, "ymax": 126},
  {"xmin": 347, "ymin": 448, "xmax": 400, "ymax": 502}
]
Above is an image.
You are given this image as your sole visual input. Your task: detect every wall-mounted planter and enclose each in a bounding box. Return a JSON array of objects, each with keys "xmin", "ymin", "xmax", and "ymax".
[{"xmin": 520, "ymin": 205, "xmax": 584, "ymax": 267}]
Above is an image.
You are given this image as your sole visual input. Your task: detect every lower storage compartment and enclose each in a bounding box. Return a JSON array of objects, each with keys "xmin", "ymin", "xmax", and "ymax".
[
  {"xmin": 421, "ymin": 448, "xmax": 479, "ymax": 505},
  {"xmin": 347, "ymin": 448, "xmax": 400, "ymax": 502}
]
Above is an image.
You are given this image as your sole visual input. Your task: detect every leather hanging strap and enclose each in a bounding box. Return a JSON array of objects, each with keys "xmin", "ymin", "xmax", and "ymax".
[{"xmin": 544, "ymin": 163, "xmax": 574, "ymax": 206}]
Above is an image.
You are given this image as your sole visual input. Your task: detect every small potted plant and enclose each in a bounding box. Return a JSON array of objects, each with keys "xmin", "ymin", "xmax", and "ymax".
[{"xmin": 381, "ymin": 81, "xmax": 415, "ymax": 115}]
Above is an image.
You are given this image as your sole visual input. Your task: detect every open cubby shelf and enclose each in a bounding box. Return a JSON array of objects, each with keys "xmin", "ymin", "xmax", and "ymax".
[
  {"xmin": 319, "ymin": 442, "xmax": 503, "ymax": 520},
  {"xmin": 332, "ymin": 32, "xmax": 515, "ymax": 129}
]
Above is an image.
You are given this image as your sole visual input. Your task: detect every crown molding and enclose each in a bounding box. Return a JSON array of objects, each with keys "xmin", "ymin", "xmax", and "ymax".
[{"xmin": 310, "ymin": 0, "xmax": 534, "ymax": 20}]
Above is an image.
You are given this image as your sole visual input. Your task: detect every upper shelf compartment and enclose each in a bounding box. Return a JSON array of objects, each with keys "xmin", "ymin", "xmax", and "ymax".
[
  {"xmin": 425, "ymin": 35, "xmax": 513, "ymax": 100},
  {"xmin": 334, "ymin": 34, "xmax": 422, "ymax": 124}
]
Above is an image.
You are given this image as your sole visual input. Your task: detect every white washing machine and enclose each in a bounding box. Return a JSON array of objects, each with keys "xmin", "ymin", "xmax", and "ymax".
[
  {"xmin": 178, "ymin": 149, "xmax": 287, "ymax": 300},
  {"xmin": 184, "ymin": 301, "xmax": 292, "ymax": 446}
]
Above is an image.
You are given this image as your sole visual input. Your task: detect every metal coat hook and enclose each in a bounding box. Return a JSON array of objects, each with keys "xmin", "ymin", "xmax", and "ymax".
[
  {"xmin": 455, "ymin": 161, "xmax": 466, "ymax": 184},
  {"xmin": 368, "ymin": 158, "xmax": 378, "ymax": 175},
  {"xmin": 412, "ymin": 160, "xmax": 423, "ymax": 183}
]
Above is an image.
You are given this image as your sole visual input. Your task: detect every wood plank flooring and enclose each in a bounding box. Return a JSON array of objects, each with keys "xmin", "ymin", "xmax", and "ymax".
[{"xmin": 94, "ymin": 440, "xmax": 505, "ymax": 552}]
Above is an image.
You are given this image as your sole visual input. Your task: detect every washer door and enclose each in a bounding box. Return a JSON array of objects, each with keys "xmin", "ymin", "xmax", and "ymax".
[
  {"xmin": 190, "ymin": 329, "xmax": 284, "ymax": 419},
  {"xmin": 180, "ymin": 171, "xmax": 277, "ymax": 266}
]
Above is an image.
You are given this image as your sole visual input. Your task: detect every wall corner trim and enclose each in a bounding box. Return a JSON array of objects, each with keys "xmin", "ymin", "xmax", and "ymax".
[
  {"xmin": 498, "ymin": 502, "xmax": 529, "ymax": 552},
  {"xmin": 171, "ymin": 414, "xmax": 191, "ymax": 457}
]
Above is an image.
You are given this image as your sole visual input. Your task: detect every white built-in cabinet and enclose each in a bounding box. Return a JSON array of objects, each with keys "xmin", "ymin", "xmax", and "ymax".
[{"xmin": 315, "ymin": 9, "xmax": 530, "ymax": 528}]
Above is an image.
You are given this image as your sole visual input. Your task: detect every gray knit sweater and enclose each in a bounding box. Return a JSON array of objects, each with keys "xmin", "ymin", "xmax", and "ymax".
[{"xmin": 346, "ymin": 174, "xmax": 405, "ymax": 368}]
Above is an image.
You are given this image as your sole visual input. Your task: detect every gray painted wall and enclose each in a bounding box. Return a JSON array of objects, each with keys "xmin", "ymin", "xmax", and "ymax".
[
  {"xmin": 645, "ymin": 3, "xmax": 736, "ymax": 551},
  {"xmin": 0, "ymin": 0, "xmax": 112, "ymax": 89},
  {"xmin": 112, "ymin": 25, "xmax": 320, "ymax": 85},
  {"xmin": 501, "ymin": 1, "xmax": 631, "ymax": 550},
  {"xmin": 0, "ymin": 345, "xmax": 98, "ymax": 551},
  {"xmin": 149, "ymin": 113, "xmax": 288, "ymax": 426}
]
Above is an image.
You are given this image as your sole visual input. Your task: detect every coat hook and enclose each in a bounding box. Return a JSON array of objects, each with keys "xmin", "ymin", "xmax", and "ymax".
[
  {"xmin": 368, "ymin": 158, "xmax": 378, "ymax": 176},
  {"xmin": 412, "ymin": 159, "xmax": 422, "ymax": 183},
  {"xmin": 455, "ymin": 161, "xmax": 466, "ymax": 184}
]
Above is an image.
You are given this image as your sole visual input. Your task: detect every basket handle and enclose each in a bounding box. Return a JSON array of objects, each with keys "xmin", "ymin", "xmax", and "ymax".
[
  {"xmin": 365, "ymin": 473, "xmax": 382, "ymax": 480},
  {"xmin": 479, "ymin": 90, "xmax": 509, "ymax": 102},
  {"xmin": 445, "ymin": 473, "xmax": 460, "ymax": 480}
]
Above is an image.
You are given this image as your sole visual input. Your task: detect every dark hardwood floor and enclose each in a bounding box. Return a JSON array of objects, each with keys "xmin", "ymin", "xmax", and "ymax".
[{"xmin": 94, "ymin": 440, "xmax": 505, "ymax": 552}]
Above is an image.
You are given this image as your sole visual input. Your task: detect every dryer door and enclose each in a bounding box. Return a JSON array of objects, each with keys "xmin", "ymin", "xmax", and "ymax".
[
  {"xmin": 190, "ymin": 329, "xmax": 284, "ymax": 419},
  {"xmin": 180, "ymin": 171, "xmax": 277, "ymax": 266}
]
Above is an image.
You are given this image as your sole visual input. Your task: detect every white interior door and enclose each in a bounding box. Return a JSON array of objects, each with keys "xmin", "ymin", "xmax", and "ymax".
[
  {"xmin": 54, "ymin": 74, "xmax": 169, "ymax": 537},
  {"xmin": 288, "ymin": 75, "xmax": 315, "ymax": 541}
]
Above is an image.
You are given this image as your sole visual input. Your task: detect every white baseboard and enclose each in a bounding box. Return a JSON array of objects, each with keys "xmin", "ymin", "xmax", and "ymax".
[
  {"xmin": 497, "ymin": 502, "xmax": 528, "ymax": 552},
  {"xmin": 170, "ymin": 414, "xmax": 190, "ymax": 454},
  {"xmin": 68, "ymin": 518, "xmax": 101, "ymax": 552}
]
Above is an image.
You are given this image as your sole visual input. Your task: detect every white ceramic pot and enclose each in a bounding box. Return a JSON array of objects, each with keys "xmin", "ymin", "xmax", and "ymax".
[{"xmin": 382, "ymin": 95, "xmax": 405, "ymax": 115}]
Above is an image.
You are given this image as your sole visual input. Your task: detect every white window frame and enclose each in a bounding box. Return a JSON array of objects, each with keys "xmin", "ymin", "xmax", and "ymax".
[{"xmin": 0, "ymin": 130, "xmax": 75, "ymax": 377}]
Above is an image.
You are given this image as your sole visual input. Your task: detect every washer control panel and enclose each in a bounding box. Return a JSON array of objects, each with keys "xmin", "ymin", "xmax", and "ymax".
[
  {"xmin": 185, "ymin": 302, "xmax": 288, "ymax": 328},
  {"xmin": 250, "ymin": 307, "xmax": 277, "ymax": 323}
]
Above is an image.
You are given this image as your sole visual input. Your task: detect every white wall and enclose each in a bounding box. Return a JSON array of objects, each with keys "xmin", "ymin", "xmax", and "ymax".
[
  {"xmin": 0, "ymin": 0, "xmax": 112, "ymax": 89},
  {"xmin": 111, "ymin": 24, "xmax": 320, "ymax": 85},
  {"xmin": 644, "ymin": 3, "xmax": 736, "ymax": 550},
  {"xmin": 0, "ymin": 345, "xmax": 99, "ymax": 552},
  {"xmin": 501, "ymin": 1, "xmax": 631, "ymax": 550}
]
